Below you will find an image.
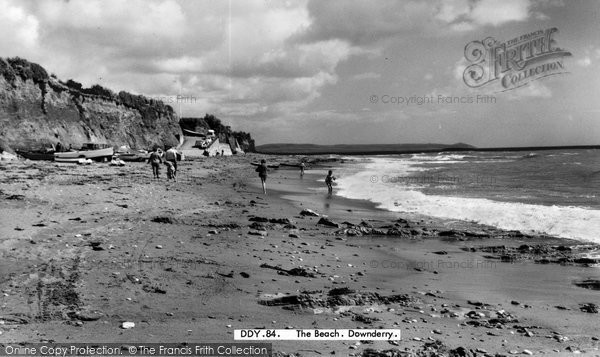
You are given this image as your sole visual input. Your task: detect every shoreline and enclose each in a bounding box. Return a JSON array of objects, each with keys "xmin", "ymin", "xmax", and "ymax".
[
  {"xmin": 324, "ymin": 153, "xmax": 600, "ymax": 244},
  {"xmin": 263, "ymin": 156, "xmax": 591, "ymax": 246},
  {"xmin": 1, "ymin": 155, "xmax": 599, "ymax": 355}
]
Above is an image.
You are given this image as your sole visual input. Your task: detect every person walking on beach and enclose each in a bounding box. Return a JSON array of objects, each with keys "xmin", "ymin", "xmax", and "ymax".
[
  {"xmin": 164, "ymin": 146, "xmax": 178, "ymax": 178},
  {"xmin": 300, "ymin": 162, "xmax": 305, "ymax": 178},
  {"xmin": 256, "ymin": 159, "xmax": 268, "ymax": 194},
  {"xmin": 325, "ymin": 170, "xmax": 336, "ymax": 195},
  {"xmin": 148, "ymin": 147, "xmax": 162, "ymax": 179}
]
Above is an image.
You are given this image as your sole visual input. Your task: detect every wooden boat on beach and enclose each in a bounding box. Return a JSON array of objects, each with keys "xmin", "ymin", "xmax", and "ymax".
[
  {"xmin": 16, "ymin": 144, "xmax": 57, "ymax": 161},
  {"xmin": 280, "ymin": 162, "xmax": 303, "ymax": 168},
  {"xmin": 16, "ymin": 150, "xmax": 55, "ymax": 161},
  {"xmin": 250, "ymin": 162, "xmax": 280, "ymax": 169},
  {"xmin": 114, "ymin": 151, "xmax": 148, "ymax": 162},
  {"xmin": 54, "ymin": 143, "xmax": 114, "ymax": 163}
]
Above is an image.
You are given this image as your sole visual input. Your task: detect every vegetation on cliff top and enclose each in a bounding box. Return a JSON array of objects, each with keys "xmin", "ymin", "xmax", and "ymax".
[
  {"xmin": 0, "ymin": 57, "xmax": 49, "ymax": 85},
  {"xmin": 0, "ymin": 57, "xmax": 174, "ymax": 118}
]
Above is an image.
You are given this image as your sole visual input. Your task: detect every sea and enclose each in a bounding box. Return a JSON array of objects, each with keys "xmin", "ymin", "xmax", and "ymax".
[{"xmin": 335, "ymin": 149, "xmax": 600, "ymax": 243}]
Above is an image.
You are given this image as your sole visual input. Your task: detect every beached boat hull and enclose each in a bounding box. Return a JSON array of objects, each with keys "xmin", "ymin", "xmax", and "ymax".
[
  {"xmin": 16, "ymin": 150, "xmax": 55, "ymax": 161},
  {"xmin": 54, "ymin": 158, "xmax": 94, "ymax": 164},
  {"xmin": 54, "ymin": 147, "xmax": 114, "ymax": 162},
  {"xmin": 250, "ymin": 162, "xmax": 280, "ymax": 169},
  {"xmin": 280, "ymin": 163, "xmax": 303, "ymax": 168},
  {"xmin": 115, "ymin": 153, "xmax": 147, "ymax": 162}
]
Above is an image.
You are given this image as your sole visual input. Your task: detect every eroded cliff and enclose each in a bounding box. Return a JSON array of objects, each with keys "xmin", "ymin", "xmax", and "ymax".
[{"xmin": 0, "ymin": 57, "xmax": 181, "ymax": 151}]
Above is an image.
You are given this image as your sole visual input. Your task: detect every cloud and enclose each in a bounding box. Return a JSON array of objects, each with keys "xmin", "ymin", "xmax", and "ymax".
[
  {"xmin": 37, "ymin": 0, "xmax": 186, "ymax": 39},
  {"xmin": 468, "ymin": 0, "xmax": 531, "ymax": 26},
  {"xmin": 441, "ymin": 0, "xmax": 568, "ymax": 32},
  {"xmin": 353, "ymin": 72, "xmax": 382, "ymax": 81},
  {"xmin": 0, "ymin": 0, "xmax": 590, "ymax": 147},
  {"xmin": 533, "ymin": 11, "xmax": 550, "ymax": 20},
  {"xmin": 577, "ymin": 56, "xmax": 592, "ymax": 67},
  {"xmin": 434, "ymin": 0, "xmax": 538, "ymax": 34},
  {"xmin": 573, "ymin": 46, "xmax": 600, "ymax": 68},
  {"xmin": 296, "ymin": 0, "xmax": 537, "ymax": 47},
  {"xmin": 0, "ymin": 0, "xmax": 546, "ymax": 116},
  {"xmin": 238, "ymin": 108, "xmax": 416, "ymax": 145},
  {"xmin": 227, "ymin": 39, "xmax": 357, "ymax": 79},
  {"xmin": 436, "ymin": 0, "xmax": 536, "ymax": 31},
  {"xmin": 296, "ymin": 0, "xmax": 435, "ymax": 45},
  {"xmin": 506, "ymin": 81, "xmax": 552, "ymax": 100},
  {"xmin": 435, "ymin": 0, "xmax": 470, "ymax": 23},
  {"xmin": 0, "ymin": 0, "xmax": 358, "ymax": 126},
  {"xmin": 449, "ymin": 21, "xmax": 476, "ymax": 32},
  {"xmin": 0, "ymin": 0, "xmax": 39, "ymax": 56},
  {"xmin": 531, "ymin": 0, "xmax": 565, "ymax": 7}
]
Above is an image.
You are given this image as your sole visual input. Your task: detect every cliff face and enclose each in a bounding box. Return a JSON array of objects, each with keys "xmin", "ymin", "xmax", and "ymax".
[{"xmin": 0, "ymin": 58, "xmax": 181, "ymax": 151}]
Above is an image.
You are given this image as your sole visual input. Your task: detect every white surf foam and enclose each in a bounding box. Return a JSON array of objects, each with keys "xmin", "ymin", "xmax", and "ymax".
[{"xmin": 336, "ymin": 157, "xmax": 600, "ymax": 243}]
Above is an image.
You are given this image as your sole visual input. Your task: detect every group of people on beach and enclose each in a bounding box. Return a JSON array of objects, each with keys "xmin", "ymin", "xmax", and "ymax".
[
  {"xmin": 148, "ymin": 146, "xmax": 178, "ymax": 181},
  {"xmin": 147, "ymin": 149, "xmax": 335, "ymax": 195},
  {"xmin": 255, "ymin": 159, "xmax": 335, "ymax": 196}
]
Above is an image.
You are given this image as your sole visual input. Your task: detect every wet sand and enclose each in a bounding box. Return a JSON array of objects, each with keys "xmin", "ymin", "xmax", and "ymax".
[{"xmin": 1, "ymin": 155, "xmax": 600, "ymax": 356}]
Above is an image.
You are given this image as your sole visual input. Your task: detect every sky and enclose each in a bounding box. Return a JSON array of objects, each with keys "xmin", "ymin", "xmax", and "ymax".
[{"xmin": 1, "ymin": 0, "xmax": 599, "ymax": 147}]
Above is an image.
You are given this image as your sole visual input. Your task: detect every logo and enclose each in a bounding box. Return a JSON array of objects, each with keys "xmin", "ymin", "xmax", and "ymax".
[{"xmin": 463, "ymin": 28, "xmax": 571, "ymax": 91}]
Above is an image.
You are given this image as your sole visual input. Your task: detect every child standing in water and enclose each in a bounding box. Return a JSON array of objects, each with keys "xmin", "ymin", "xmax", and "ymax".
[
  {"xmin": 325, "ymin": 170, "xmax": 336, "ymax": 195},
  {"xmin": 300, "ymin": 162, "xmax": 305, "ymax": 178},
  {"xmin": 256, "ymin": 159, "xmax": 268, "ymax": 194}
]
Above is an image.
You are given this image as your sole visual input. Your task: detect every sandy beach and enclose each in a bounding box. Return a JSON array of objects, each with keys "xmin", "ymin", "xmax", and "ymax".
[
  {"xmin": 2, "ymin": 1, "xmax": 599, "ymax": 356},
  {"xmin": 1, "ymin": 156, "xmax": 600, "ymax": 356}
]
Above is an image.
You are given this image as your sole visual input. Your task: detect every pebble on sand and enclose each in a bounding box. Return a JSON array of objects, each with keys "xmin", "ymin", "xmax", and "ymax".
[
  {"xmin": 300, "ymin": 209, "xmax": 320, "ymax": 217},
  {"xmin": 121, "ymin": 322, "xmax": 135, "ymax": 329}
]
